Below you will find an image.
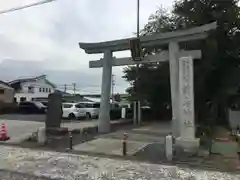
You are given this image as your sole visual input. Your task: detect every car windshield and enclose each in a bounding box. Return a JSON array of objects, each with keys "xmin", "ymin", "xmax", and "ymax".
[
  {"xmin": 93, "ymin": 103, "xmax": 100, "ymax": 108},
  {"xmin": 75, "ymin": 104, "xmax": 84, "ymax": 108},
  {"xmin": 63, "ymin": 104, "xmax": 73, "ymax": 108},
  {"xmin": 41, "ymin": 102, "xmax": 48, "ymax": 106}
]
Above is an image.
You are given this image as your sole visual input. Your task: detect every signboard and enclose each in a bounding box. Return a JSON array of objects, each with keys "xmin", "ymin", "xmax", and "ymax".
[{"xmin": 129, "ymin": 38, "xmax": 143, "ymax": 61}]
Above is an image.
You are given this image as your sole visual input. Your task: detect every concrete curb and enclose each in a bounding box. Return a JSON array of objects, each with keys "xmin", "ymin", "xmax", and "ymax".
[{"xmin": 71, "ymin": 119, "xmax": 133, "ymax": 135}]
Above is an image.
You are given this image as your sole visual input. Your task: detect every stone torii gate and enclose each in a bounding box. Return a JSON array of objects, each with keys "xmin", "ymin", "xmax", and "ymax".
[{"xmin": 79, "ymin": 22, "xmax": 217, "ymax": 151}]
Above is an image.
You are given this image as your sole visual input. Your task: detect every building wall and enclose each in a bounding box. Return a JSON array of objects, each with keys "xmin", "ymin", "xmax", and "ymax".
[
  {"xmin": 0, "ymin": 84, "xmax": 14, "ymax": 103},
  {"xmin": 15, "ymin": 79, "xmax": 55, "ymax": 102}
]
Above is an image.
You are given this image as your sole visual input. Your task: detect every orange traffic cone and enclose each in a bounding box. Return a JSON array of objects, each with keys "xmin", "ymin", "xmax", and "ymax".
[{"xmin": 0, "ymin": 122, "xmax": 9, "ymax": 141}]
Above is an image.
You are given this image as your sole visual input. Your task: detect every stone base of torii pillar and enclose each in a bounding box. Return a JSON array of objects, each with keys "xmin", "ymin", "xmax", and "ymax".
[{"xmin": 175, "ymin": 138, "xmax": 200, "ymax": 153}]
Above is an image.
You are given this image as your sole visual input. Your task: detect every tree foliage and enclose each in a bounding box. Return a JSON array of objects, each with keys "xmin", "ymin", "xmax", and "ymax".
[{"xmin": 123, "ymin": 0, "xmax": 240, "ymax": 125}]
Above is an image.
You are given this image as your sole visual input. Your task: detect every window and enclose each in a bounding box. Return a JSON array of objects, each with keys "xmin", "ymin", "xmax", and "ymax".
[
  {"xmin": 28, "ymin": 86, "xmax": 34, "ymax": 93},
  {"xmin": 75, "ymin": 104, "xmax": 84, "ymax": 108},
  {"xmin": 63, "ymin": 104, "xmax": 73, "ymax": 108},
  {"xmin": 77, "ymin": 103, "xmax": 85, "ymax": 107},
  {"xmin": 20, "ymin": 97, "xmax": 26, "ymax": 102},
  {"xmin": 42, "ymin": 88, "xmax": 45, "ymax": 93},
  {"xmin": 49, "ymin": 88, "xmax": 51, "ymax": 93},
  {"xmin": 0, "ymin": 89, "xmax": 4, "ymax": 94},
  {"xmin": 93, "ymin": 103, "xmax": 100, "ymax": 108},
  {"xmin": 39, "ymin": 88, "xmax": 42, "ymax": 92},
  {"xmin": 85, "ymin": 103, "xmax": 93, "ymax": 108},
  {"xmin": 19, "ymin": 102, "xmax": 32, "ymax": 106}
]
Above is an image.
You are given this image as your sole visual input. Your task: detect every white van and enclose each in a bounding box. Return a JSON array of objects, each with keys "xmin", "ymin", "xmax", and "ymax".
[
  {"xmin": 62, "ymin": 103, "xmax": 86, "ymax": 119},
  {"xmin": 78, "ymin": 102, "xmax": 100, "ymax": 119},
  {"xmin": 77, "ymin": 101, "xmax": 121, "ymax": 119}
]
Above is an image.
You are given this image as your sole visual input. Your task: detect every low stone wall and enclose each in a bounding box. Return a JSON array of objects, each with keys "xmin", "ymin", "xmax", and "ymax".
[
  {"xmin": 74, "ymin": 119, "xmax": 133, "ymax": 135},
  {"xmin": 229, "ymin": 109, "xmax": 240, "ymax": 129}
]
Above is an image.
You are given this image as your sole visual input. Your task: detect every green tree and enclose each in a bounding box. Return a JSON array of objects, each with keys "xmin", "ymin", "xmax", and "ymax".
[{"xmin": 123, "ymin": 0, "xmax": 240, "ymax": 125}]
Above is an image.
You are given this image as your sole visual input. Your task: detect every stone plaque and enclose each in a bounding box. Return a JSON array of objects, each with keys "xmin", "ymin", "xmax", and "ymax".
[{"xmin": 179, "ymin": 56, "xmax": 195, "ymax": 138}]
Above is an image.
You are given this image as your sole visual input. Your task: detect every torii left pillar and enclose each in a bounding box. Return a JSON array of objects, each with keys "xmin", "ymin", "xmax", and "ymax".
[{"xmin": 98, "ymin": 50, "xmax": 113, "ymax": 133}]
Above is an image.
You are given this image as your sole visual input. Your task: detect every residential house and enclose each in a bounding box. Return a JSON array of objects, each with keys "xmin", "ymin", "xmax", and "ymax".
[
  {"xmin": 0, "ymin": 81, "xmax": 14, "ymax": 104},
  {"xmin": 9, "ymin": 75, "xmax": 56, "ymax": 102}
]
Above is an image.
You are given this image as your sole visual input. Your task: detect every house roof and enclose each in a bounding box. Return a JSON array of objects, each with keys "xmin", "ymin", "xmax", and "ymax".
[
  {"xmin": 0, "ymin": 80, "xmax": 12, "ymax": 89},
  {"xmin": 9, "ymin": 75, "xmax": 56, "ymax": 88}
]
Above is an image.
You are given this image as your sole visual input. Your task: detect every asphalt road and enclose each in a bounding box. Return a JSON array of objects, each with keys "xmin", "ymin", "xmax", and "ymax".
[{"xmin": 0, "ymin": 114, "xmax": 45, "ymax": 122}]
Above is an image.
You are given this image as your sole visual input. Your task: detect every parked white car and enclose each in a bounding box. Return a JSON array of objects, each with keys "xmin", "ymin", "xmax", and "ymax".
[
  {"xmin": 62, "ymin": 103, "xmax": 86, "ymax": 119},
  {"xmin": 77, "ymin": 102, "xmax": 100, "ymax": 119}
]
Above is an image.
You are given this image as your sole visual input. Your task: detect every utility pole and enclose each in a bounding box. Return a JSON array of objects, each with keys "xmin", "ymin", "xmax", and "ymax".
[
  {"xmin": 112, "ymin": 74, "xmax": 115, "ymax": 102},
  {"xmin": 73, "ymin": 83, "xmax": 76, "ymax": 95},
  {"xmin": 64, "ymin": 84, "xmax": 67, "ymax": 93},
  {"xmin": 137, "ymin": 0, "xmax": 140, "ymax": 38},
  {"xmin": 135, "ymin": 0, "xmax": 140, "ymax": 125}
]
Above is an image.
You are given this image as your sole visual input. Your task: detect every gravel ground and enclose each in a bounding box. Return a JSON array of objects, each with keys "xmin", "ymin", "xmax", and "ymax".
[
  {"xmin": 0, "ymin": 169, "xmax": 56, "ymax": 180},
  {"xmin": 0, "ymin": 146, "xmax": 239, "ymax": 180}
]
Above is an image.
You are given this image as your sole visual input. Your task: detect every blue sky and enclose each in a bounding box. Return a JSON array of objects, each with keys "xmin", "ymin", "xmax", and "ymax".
[{"xmin": 0, "ymin": 0, "xmax": 173, "ymax": 94}]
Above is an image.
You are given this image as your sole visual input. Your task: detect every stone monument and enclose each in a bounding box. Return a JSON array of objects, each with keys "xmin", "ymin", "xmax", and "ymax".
[
  {"xmin": 45, "ymin": 92, "xmax": 64, "ymax": 135},
  {"xmin": 175, "ymin": 56, "xmax": 199, "ymax": 152}
]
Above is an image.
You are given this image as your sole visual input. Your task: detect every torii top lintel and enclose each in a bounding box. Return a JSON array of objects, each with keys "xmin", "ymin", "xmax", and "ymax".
[{"xmin": 79, "ymin": 22, "xmax": 217, "ymax": 54}]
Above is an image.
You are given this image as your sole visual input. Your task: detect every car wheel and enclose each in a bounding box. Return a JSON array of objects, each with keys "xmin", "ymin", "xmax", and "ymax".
[
  {"xmin": 68, "ymin": 113, "xmax": 76, "ymax": 120},
  {"xmin": 86, "ymin": 112, "xmax": 91, "ymax": 120}
]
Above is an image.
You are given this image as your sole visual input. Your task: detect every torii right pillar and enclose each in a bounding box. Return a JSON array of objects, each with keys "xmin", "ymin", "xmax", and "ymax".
[{"xmin": 169, "ymin": 39, "xmax": 199, "ymax": 152}]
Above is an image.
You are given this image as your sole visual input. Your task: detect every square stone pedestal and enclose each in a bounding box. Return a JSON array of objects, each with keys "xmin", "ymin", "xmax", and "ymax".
[{"xmin": 175, "ymin": 137, "xmax": 200, "ymax": 153}]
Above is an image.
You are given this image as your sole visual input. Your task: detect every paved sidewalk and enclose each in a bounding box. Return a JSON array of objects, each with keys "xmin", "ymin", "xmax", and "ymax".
[
  {"xmin": 0, "ymin": 120, "xmax": 98, "ymax": 144},
  {"xmin": 2, "ymin": 120, "xmax": 43, "ymax": 144},
  {"xmin": 74, "ymin": 122, "xmax": 170, "ymax": 156},
  {"xmin": 0, "ymin": 119, "xmax": 131, "ymax": 145},
  {"xmin": 0, "ymin": 145, "xmax": 238, "ymax": 179}
]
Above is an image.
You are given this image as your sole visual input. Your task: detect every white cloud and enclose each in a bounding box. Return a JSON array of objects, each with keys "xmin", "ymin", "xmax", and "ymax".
[{"xmin": 0, "ymin": 0, "xmax": 173, "ymax": 93}]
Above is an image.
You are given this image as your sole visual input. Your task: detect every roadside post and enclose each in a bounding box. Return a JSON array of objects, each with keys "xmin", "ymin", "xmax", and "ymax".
[
  {"xmin": 122, "ymin": 133, "xmax": 128, "ymax": 156},
  {"xmin": 69, "ymin": 131, "xmax": 73, "ymax": 150}
]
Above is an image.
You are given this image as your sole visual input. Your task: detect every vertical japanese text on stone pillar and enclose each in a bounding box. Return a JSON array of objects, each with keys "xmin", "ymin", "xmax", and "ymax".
[{"xmin": 179, "ymin": 56, "xmax": 195, "ymax": 138}]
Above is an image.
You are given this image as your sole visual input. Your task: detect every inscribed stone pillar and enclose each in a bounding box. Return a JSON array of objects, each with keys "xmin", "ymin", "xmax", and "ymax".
[
  {"xmin": 169, "ymin": 42, "xmax": 180, "ymax": 137},
  {"xmin": 46, "ymin": 92, "xmax": 62, "ymax": 129},
  {"xmin": 133, "ymin": 102, "xmax": 137, "ymax": 125},
  {"xmin": 137, "ymin": 101, "xmax": 141, "ymax": 124},
  {"xmin": 98, "ymin": 50, "xmax": 112, "ymax": 133},
  {"xmin": 176, "ymin": 56, "xmax": 199, "ymax": 152}
]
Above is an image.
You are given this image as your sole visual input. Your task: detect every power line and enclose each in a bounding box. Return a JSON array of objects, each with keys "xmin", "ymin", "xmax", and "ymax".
[{"xmin": 0, "ymin": 0, "xmax": 57, "ymax": 15}]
